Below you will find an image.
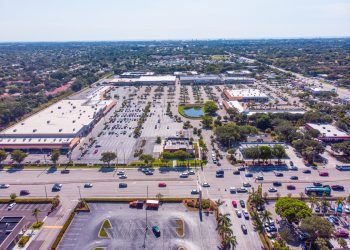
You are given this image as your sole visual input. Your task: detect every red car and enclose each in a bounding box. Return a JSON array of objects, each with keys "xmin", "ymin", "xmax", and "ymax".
[
  {"xmin": 335, "ymin": 229, "xmax": 349, "ymax": 238},
  {"xmin": 319, "ymin": 171, "xmax": 329, "ymax": 177},
  {"xmin": 158, "ymin": 182, "xmax": 167, "ymax": 187},
  {"xmin": 232, "ymin": 200, "xmax": 237, "ymax": 208},
  {"xmin": 94, "ymin": 149, "xmax": 98, "ymax": 154},
  {"xmin": 287, "ymin": 185, "xmax": 296, "ymax": 190}
]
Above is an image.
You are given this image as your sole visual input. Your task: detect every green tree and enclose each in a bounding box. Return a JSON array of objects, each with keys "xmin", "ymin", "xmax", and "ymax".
[
  {"xmin": 0, "ymin": 150, "xmax": 7, "ymax": 165},
  {"xmin": 50, "ymin": 149, "xmax": 60, "ymax": 166},
  {"xmin": 300, "ymin": 216, "xmax": 334, "ymax": 249},
  {"xmin": 139, "ymin": 154, "xmax": 155, "ymax": 167},
  {"xmin": 155, "ymin": 136, "xmax": 162, "ymax": 144},
  {"xmin": 223, "ymin": 234, "xmax": 237, "ymax": 250},
  {"xmin": 259, "ymin": 146, "xmax": 272, "ymax": 163},
  {"xmin": 203, "ymin": 100, "xmax": 218, "ymax": 115},
  {"xmin": 331, "ymin": 141, "xmax": 350, "ymax": 156},
  {"xmin": 173, "ymin": 150, "xmax": 191, "ymax": 162},
  {"xmin": 214, "ymin": 123, "xmax": 258, "ymax": 146},
  {"xmin": 100, "ymin": 151, "xmax": 117, "ymax": 167},
  {"xmin": 32, "ymin": 208, "xmax": 41, "ymax": 223},
  {"xmin": 10, "ymin": 193, "xmax": 16, "ymax": 200},
  {"xmin": 275, "ymin": 197, "xmax": 312, "ymax": 223},
  {"xmin": 201, "ymin": 115, "xmax": 213, "ymax": 128},
  {"xmin": 227, "ymin": 148, "xmax": 236, "ymax": 161},
  {"xmin": 11, "ymin": 150, "xmax": 27, "ymax": 165},
  {"xmin": 272, "ymin": 144, "xmax": 286, "ymax": 163},
  {"xmin": 256, "ymin": 114, "xmax": 272, "ymax": 130}
]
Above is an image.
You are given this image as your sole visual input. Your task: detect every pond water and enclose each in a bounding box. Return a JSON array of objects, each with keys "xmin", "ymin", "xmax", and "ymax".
[{"xmin": 183, "ymin": 107, "xmax": 204, "ymax": 118}]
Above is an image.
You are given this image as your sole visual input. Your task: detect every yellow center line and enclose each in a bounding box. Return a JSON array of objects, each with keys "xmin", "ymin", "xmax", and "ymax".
[{"xmin": 43, "ymin": 226, "xmax": 63, "ymax": 229}]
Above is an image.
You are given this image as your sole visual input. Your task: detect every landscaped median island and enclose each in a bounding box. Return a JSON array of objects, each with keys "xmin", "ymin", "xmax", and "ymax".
[{"xmin": 55, "ymin": 198, "xmax": 221, "ymax": 250}]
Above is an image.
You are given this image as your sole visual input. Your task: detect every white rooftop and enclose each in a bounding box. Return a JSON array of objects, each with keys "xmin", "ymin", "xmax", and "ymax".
[
  {"xmin": 110, "ymin": 75, "xmax": 175, "ymax": 83},
  {"xmin": 306, "ymin": 123, "xmax": 349, "ymax": 137},
  {"xmin": 225, "ymin": 101, "xmax": 245, "ymax": 113},
  {"xmin": 1, "ymin": 99, "xmax": 113, "ymax": 136},
  {"xmin": 227, "ymin": 89, "xmax": 268, "ymax": 98}
]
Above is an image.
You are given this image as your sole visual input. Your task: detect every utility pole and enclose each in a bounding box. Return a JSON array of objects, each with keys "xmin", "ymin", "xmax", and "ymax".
[
  {"xmin": 44, "ymin": 185, "xmax": 47, "ymax": 199},
  {"xmin": 142, "ymin": 185, "xmax": 149, "ymax": 248},
  {"xmin": 77, "ymin": 186, "xmax": 82, "ymax": 200}
]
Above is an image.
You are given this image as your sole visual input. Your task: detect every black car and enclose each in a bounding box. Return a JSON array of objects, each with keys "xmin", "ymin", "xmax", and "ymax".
[
  {"xmin": 233, "ymin": 170, "xmax": 240, "ymax": 175},
  {"xmin": 303, "ymin": 169, "xmax": 311, "ymax": 174},
  {"xmin": 61, "ymin": 169, "xmax": 70, "ymax": 174},
  {"xmin": 290, "ymin": 176, "xmax": 299, "ymax": 180},
  {"xmin": 238, "ymin": 167, "xmax": 246, "ymax": 171},
  {"xmin": 313, "ymin": 182, "xmax": 323, "ymax": 187},
  {"xmin": 331, "ymin": 185, "xmax": 345, "ymax": 191},
  {"xmin": 273, "ymin": 181, "xmax": 282, "ymax": 187},
  {"xmin": 119, "ymin": 183, "xmax": 127, "ymax": 188}
]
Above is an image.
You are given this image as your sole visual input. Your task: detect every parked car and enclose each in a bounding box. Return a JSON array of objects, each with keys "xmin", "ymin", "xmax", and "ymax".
[
  {"xmin": 119, "ymin": 175, "xmax": 128, "ymax": 179},
  {"xmin": 229, "ymin": 187, "xmax": 237, "ymax": 193},
  {"xmin": 303, "ymin": 169, "xmax": 311, "ymax": 174},
  {"xmin": 233, "ymin": 170, "xmax": 240, "ymax": 175},
  {"xmin": 117, "ymin": 171, "xmax": 125, "ymax": 175},
  {"xmin": 255, "ymin": 176, "xmax": 264, "ymax": 181},
  {"xmin": 188, "ymin": 170, "xmax": 195, "ymax": 175},
  {"xmin": 245, "ymin": 173, "xmax": 253, "ymax": 178},
  {"xmin": 237, "ymin": 187, "xmax": 248, "ymax": 193},
  {"xmin": 239, "ymin": 200, "xmax": 245, "ymax": 208},
  {"xmin": 319, "ymin": 171, "xmax": 329, "ymax": 177},
  {"xmin": 243, "ymin": 182, "xmax": 251, "ymax": 187},
  {"xmin": 287, "ymin": 185, "xmax": 296, "ymax": 190},
  {"xmin": 202, "ymin": 182, "xmax": 210, "ymax": 187},
  {"xmin": 274, "ymin": 171, "xmax": 284, "ymax": 177},
  {"xmin": 231, "ymin": 200, "xmax": 237, "ymax": 208},
  {"xmin": 335, "ymin": 229, "xmax": 349, "ymax": 238},
  {"xmin": 8, "ymin": 202, "xmax": 16, "ymax": 210},
  {"xmin": 238, "ymin": 167, "xmax": 246, "ymax": 171},
  {"xmin": 290, "ymin": 176, "xmax": 299, "ymax": 180},
  {"xmin": 241, "ymin": 224, "xmax": 247, "ymax": 234},
  {"xmin": 243, "ymin": 210, "xmax": 249, "ymax": 219},
  {"xmin": 152, "ymin": 225, "xmax": 161, "ymax": 237},
  {"xmin": 236, "ymin": 209, "xmax": 242, "ymax": 218}
]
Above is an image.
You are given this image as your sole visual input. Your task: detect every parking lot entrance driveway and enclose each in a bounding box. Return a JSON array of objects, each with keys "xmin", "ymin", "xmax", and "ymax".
[{"xmin": 59, "ymin": 202, "xmax": 220, "ymax": 250}]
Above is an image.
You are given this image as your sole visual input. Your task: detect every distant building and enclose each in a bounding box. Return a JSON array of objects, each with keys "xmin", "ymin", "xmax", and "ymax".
[
  {"xmin": 224, "ymin": 88, "xmax": 269, "ymax": 102},
  {"xmin": 180, "ymin": 75, "xmax": 254, "ymax": 85},
  {"xmin": 305, "ymin": 123, "xmax": 350, "ymax": 142},
  {"xmin": 306, "ymin": 87, "xmax": 334, "ymax": 95},
  {"xmin": 120, "ymin": 71, "xmax": 154, "ymax": 78},
  {"xmin": 163, "ymin": 137, "xmax": 194, "ymax": 154},
  {"xmin": 226, "ymin": 70, "xmax": 252, "ymax": 77},
  {"xmin": 109, "ymin": 75, "xmax": 176, "ymax": 86}
]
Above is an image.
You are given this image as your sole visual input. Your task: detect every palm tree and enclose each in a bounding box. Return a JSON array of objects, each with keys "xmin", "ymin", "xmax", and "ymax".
[
  {"xmin": 51, "ymin": 195, "xmax": 60, "ymax": 211},
  {"xmin": 223, "ymin": 234, "xmax": 237, "ymax": 250},
  {"xmin": 217, "ymin": 213, "xmax": 231, "ymax": 229},
  {"xmin": 32, "ymin": 208, "xmax": 41, "ymax": 223},
  {"xmin": 215, "ymin": 199, "xmax": 224, "ymax": 211},
  {"xmin": 309, "ymin": 195, "xmax": 319, "ymax": 209},
  {"xmin": 336, "ymin": 197, "xmax": 345, "ymax": 207},
  {"xmin": 218, "ymin": 223, "xmax": 233, "ymax": 236},
  {"xmin": 320, "ymin": 199, "xmax": 330, "ymax": 215},
  {"xmin": 261, "ymin": 210, "xmax": 272, "ymax": 223}
]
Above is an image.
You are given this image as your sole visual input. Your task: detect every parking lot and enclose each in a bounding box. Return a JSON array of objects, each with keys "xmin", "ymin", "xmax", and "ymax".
[{"xmin": 59, "ymin": 202, "xmax": 220, "ymax": 250}]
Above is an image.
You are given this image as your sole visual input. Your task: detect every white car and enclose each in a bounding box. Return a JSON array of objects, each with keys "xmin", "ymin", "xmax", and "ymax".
[
  {"xmin": 243, "ymin": 210, "xmax": 249, "ymax": 219},
  {"xmin": 202, "ymin": 182, "xmax": 210, "ymax": 187},
  {"xmin": 84, "ymin": 183, "xmax": 93, "ymax": 188},
  {"xmin": 188, "ymin": 170, "xmax": 195, "ymax": 175},
  {"xmin": 243, "ymin": 182, "xmax": 251, "ymax": 187},
  {"xmin": 8, "ymin": 202, "xmax": 16, "ymax": 210},
  {"xmin": 229, "ymin": 187, "xmax": 237, "ymax": 193},
  {"xmin": 235, "ymin": 209, "xmax": 242, "ymax": 218},
  {"xmin": 0, "ymin": 184, "xmax": 10, "ymax": 189},
  {"xmin": 191, "ymin": 189, "xmax": 199, "ymax": 195},
  {"xmin": 117, "ymin": 171, "xmax": 125, "ymax": 175},
  {"xmin": 268, "ymin": 187, "xmax": 278, "ymax": 192},
  {"xmin": 119, "ymin": 175, "xmax": 128, "ymax": 179},
  {"xmin": 179, "ymin": 173, "xmax": 189, "ymax": 178}
]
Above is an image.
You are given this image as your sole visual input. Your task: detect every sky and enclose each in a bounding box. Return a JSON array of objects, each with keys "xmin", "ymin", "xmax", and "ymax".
[{"xmin": 0, "ymin": 0, "xmax": 349, "ymax": 42}]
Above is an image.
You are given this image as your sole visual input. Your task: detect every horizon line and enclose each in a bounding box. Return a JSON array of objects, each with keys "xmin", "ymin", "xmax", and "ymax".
[{"xmin": 0, "ymin": 36, "xmax": 350, "ymax": 43}]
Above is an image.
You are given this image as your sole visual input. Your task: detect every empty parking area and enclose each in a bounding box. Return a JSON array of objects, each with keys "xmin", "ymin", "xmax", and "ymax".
[{"xmin": 59, "ymin": 202, "xmax": 220, "ymax": 250}]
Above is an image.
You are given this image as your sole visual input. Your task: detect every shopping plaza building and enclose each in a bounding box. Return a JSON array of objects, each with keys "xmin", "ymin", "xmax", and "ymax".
[{"xmin": 0, "ymin": 86, "xmax": 115, "ymax": 153}]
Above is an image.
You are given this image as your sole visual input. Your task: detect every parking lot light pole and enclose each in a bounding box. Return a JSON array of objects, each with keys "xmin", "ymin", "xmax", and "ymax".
[
  {"xmin": 77, "ymin": 186, "xmax": 82, "ymax": 200},
  {"xmin": 44, "ymin": 185, "xmax": 47, "ymax": 198}
]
